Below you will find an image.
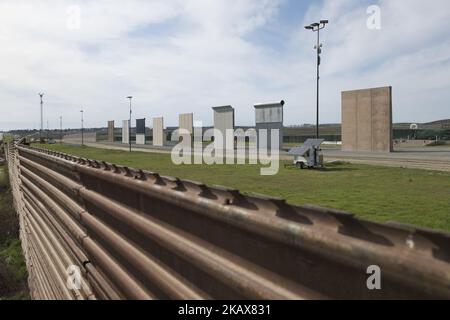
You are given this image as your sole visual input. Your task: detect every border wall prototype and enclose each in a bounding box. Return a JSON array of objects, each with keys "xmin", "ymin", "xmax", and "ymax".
[
  {"xmin": 4, "ymin": 140, "xmax": 450, "ymax": 300},
  {"xmin": 342, "ymin": 87, "xmax": 393, "ymax": 152}
]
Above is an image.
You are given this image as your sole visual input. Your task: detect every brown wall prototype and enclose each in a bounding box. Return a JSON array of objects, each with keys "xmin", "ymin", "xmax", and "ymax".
[
  {"xmin": 4, "ymin": 141, "xmax": 450, "ymax": 300},
  {"xmin": 107, "ymin": 121, "xmax": 115, "ymax": 142},
  {"xmin": 342, "ymin": 86, "xmax": 393, "ymax": 152}
]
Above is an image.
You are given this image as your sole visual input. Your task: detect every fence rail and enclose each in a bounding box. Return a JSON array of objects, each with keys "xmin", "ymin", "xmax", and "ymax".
[{"xmin": 4, "ymin": 140, "xmax": 450, "ymax": 299}]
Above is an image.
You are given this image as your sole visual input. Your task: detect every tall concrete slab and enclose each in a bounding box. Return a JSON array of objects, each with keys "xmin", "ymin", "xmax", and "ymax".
[
  {"xmin": 356, "ymin": 89, "xmax": 372, "ymax": 151},
  {"xmin": 254, "ymin": 101, "xmax": 284, "ymax": 150},
  {"xmin": 213, "ymin": 106, "xmax": 235, "ymax": 150},
  {"xmin": 179, "ymin": 113, "xmax": 193, "ymax": 146},
  {"xmin": 107, "ymin": 120, "xmax": 115, "ymax": 142},
  {"xmin": 371, "ymin": 87, "xmax": 393, "ymax": 152},
  {"xmin": 341, "ymin": 86, "xmax": 393, "ymax": 152},
  {"xmin": 122, "ymin": 120, "xmax": 129, "ymax": 144},
  {"xmin": 136, "ymin": 118, "xmax": 146, "ymax": 145},
  {"xmin": 153, "ymin": 117, "xmax": 164, "ymax": 147}
]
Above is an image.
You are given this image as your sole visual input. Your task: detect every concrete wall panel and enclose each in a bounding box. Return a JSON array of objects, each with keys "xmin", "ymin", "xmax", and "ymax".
[
  {"xmin": 341, "ymin": 86, "xmax": 393, "ymax": 152},
  {"xmin": 356, "ymin": 89, "xmax": 372, "ymax": 151},
  {"xmin": 254, "ymin": 101, "xmax": 284, "ymax": 150},
  {"xmin": 341, "ymin": 92, "xmax": 357, "ymax": 151},
  {"xmin": 371, "ymin": 87, "xmax": 393, "ymax": 152},
  {"xmin": 136, "ymin": 118, "xmax": 146, "ymax": 135},
  {"xmin": 122, "ymin": 120, "xmax": 129, "ymax": 144},
  {"xmin": 213, "ymin": 106, "xmax": 234, "ymax": 150},
  {"xmin": 255, "ymin": 106, "xmax": 283, "ymax": 124},
  {"xmin": 153, "ymin": 117, "xmax": 164, "ymax": 147},
  {"xmin": 107, "ymin": 120, "xmax": 115, "ymax": 142},
  {"xmin": 179, "ymin": 113, "xmax": 193, "ymax": 134},
  {"xmin": 136, "ymin": 134, "xmax": 145, "ymax": 145},
  {"xmin": 179, "ymin": 113, "xmax": 193, "ymax": 146}
]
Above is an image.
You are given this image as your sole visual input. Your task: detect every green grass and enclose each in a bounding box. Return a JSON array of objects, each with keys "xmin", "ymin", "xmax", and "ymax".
[
  {"xmin": 38, "ymin": 144, "xmax": 450, "ymax": 232},
  {"xmin": 0, "ymin": 239, "xmax": 28, "ymax": 285},
  {"xmin": 0, "ymin": 165, "xmax": 29, "ymax": 300},
  {"xmin": 1, "ymin": 134, "xmax": 14, "ymax": 143}
]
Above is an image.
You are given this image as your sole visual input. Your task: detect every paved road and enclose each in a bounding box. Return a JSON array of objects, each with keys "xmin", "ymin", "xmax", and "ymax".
[
  {"xmin": 323, "ymin": 147, "xmax": 450, "ymax": 171},
  {"xmin": 78, "ymin": 141, "xmax": 450, "ymax": 172}
]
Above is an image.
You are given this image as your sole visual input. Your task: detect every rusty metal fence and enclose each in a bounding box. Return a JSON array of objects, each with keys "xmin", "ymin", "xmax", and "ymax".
[{"xmin": 4, "ymin": 140, "xmax": 450, "ymax": 300}]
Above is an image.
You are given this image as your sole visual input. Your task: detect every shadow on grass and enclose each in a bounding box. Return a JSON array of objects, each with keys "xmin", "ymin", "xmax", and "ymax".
[
  {"xmin": 283, "ymin": 164, "xmax": 358, "ymax": 173},
  {"xmin": 316, "ymin": 166, "xmax": 359, "ymax": 172}
]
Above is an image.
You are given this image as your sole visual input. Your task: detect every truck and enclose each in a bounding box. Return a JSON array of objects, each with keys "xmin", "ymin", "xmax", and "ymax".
[{"xmin": 288, "ymin": 139, "xmax": 324, "ymax": 169}]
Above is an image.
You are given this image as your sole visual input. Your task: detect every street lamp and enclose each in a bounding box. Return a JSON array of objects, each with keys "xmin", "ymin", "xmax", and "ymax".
[
  {"xmin": 39, "ymin": 92, "xmax": 44, "ymax": 143},
  {"xmin": 60, "ymin": 116, "xmax": 63, "ymax": 144},
  {"xmin": 80, "ymin": 109, "xmax": 84, "ymax": 146},
  {"xmin": 305, "ymin": 19, "xmax": 329, "ymax": 139},
  {"xmin": 127, "ymin": 96, "xmax": 133, "ymax": 152}
]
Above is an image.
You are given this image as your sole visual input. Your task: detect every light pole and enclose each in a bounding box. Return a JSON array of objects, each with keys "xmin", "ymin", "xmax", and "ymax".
[
  {"xmin": 127, "ymin": 96, "xmax": 133, "ymax": 152},
  {"xmin": 80, "ymin": 109, "xmax": 84, "ymax": 146},
  {"xmin": 60, "ymin": 116, "xmax": 63, "ymax": 143},
  {"xmin": 39, "ymin": 92, "xmax": 44, "ymax": 142},
  {"xmin": 305, "ymin": 20, "xmax": 329, "ymax": 139}
]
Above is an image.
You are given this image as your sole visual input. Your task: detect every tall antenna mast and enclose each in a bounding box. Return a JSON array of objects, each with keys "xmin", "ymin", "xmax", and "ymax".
[{"xmin": 39, "ymin": 92, "xmax": 44, "ymax": 142}]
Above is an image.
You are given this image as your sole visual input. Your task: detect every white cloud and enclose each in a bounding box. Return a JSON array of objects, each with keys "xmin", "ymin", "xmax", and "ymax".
[{"xmin": 0, "ymin": 0, "xmax": 449, "ymax": 131}]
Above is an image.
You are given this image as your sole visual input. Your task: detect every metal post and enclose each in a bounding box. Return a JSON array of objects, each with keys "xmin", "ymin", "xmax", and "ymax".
[
  {"xmin": 80, "ymin": 110, "xmax": 84, "ymax": 146},
  {"xmin": 305, "ymin": 20, "xmax": 328, "ymax": 140},
  {"xmin": 39, "ymin": 93, "xmax": 44, "ymax": 142},
  {"xmin": 127, "ymin": 96, "xmax": 133, "ymax": 152},
  {"xmin": 60, "ymin": 116, "xmax": 63, "ymax": 143},
  {"xmin": 316, "ymin": 29, "xmax": 320, "ymax": 139}
]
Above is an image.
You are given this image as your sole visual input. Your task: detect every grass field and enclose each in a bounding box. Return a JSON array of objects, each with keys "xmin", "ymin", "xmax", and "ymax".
[
  {"xmin": 38, "ymin": 144, "xmax": 450, "ymax": 232},
  {"xmin": 0, "ymin": 165, "xmax": 28, "ymax": 300}
]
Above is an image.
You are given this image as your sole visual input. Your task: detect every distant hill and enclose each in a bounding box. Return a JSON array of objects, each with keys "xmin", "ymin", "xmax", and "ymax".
[{"xmin": 424, "ymin": 119, "xmax": 450, "ymax": 125}]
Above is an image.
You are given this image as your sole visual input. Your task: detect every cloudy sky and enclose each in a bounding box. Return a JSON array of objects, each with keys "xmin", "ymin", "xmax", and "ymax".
[{"xmin": 1, "ymin": 0, "xmax": 449, "ymax": 130}]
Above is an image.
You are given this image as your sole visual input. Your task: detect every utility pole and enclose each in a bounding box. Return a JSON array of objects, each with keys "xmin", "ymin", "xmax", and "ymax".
[
  {"xmin": 60, "ymin": 116, "xmax": 63, "ymax": 143},
  {"xmin": 127, "ymin": 96, "xmax": 133, "ymax": 152},
  {"xmin": 39, "ymin": 92, "xmax": 44, "ymax": 142},
  {"xmin": 80, "ymin": 109, "xmax": 84, "ymax": 146},
  {"xmin": 305, "ymin": 20, "xmax": 329, "ymax": 139}
]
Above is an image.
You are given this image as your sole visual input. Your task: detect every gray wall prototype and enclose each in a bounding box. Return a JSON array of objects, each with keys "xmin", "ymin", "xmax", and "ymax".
[
  {"xmin": 178, "ymin": 113, "xmax": 194, "ymax": 146},
  {"xmin": 122, "ymin": 120, "xmax": 130, "ymax": 144},
  {"xmin": 254, "ymin": 101, "xmax": 284, "ymax": 150},
  {"xmin": 153, "ymin": 117, "xmax": 164, "ymax": 147},
  {"xmin": 213, "ymin": 106, "xmax": 235, "ymax": 150}
]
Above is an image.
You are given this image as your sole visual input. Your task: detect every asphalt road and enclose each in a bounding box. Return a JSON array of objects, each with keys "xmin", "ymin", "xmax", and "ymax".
[
  {"xmin": 323, "ymin": 147, "xmax": 450, "ymax": 171},
  {"xmin": 74, "ymin": 141, "xmax": 450, "ymax": 172}
]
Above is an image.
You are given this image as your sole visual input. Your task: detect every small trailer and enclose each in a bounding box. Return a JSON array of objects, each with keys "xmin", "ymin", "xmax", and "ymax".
[{"xmin": 288, "ymin": 139, "xmax": 324, "ymax": 169}]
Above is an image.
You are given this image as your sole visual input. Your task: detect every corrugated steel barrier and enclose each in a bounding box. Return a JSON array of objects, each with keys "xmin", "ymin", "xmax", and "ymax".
[{"xmin": 4, "ymin": 140, "xmax": 450, "ymax": 299}]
